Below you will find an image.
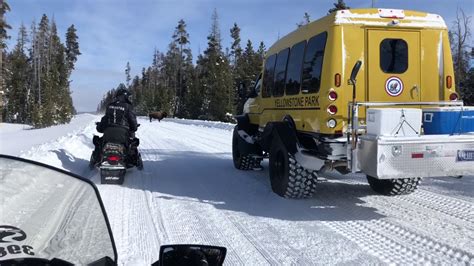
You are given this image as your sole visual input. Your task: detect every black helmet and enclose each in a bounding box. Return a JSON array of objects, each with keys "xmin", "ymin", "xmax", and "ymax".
[
  {"xmin": 116, "ymin": 88, "xmax": 131, "ymax": 98},
  {"xmin": 115, "ymin": 88, "xmax": 132, "ymax": 103}
]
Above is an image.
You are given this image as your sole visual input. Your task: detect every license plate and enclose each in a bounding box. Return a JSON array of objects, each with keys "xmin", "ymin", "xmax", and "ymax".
[{"xmin": 456, "ymin": 150, "xmax": 474, "ymax": 162}]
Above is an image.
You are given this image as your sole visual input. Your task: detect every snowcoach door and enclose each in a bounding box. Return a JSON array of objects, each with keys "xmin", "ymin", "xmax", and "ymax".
[{"xmin": 367, "ymin": 30, "xmax": 421, "ymax": 102}]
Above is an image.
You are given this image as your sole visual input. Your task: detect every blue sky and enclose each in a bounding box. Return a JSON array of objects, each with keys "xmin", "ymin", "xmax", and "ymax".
[{"xmin": 5, "ymin": 0, "xmax": 474, "ymax": 112}]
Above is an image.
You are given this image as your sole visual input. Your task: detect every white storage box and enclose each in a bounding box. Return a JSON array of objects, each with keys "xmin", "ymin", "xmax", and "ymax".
[{"xmin": 367, "ymin": 108, "xmax": 422, "ymax": 137}]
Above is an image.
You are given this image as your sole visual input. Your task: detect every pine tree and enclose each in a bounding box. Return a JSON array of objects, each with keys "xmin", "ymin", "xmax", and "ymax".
[
  {"xmin": 296, "ymin": 12, "xmax": 311, "ymax": 28},
  {"xmin": 2, "ymin": 14, "xmax": 79, "ymax": 127},
  {"xmin": 229, "ymin": 23, "xmax": 242, "ymax": 65},
  {"xmin": 125, "ymin": 62, "xmax": 131, "ymax": 87},
  {"xmin": 172, "ymin": 19, "xmax": 192, "ymax": 117},
  {"xmin": 4, "ymin": 24, "xmax": 29, "ymax": 122},
  {"xmin": 65, "ymin": 24, "xmax": 80, "ymax": 75},
  {"xmin": 0, "ymin": 0, "xmax": 11, "ymax": 49},
  {"xmin": 230, "ymin": 23, "xmax": 244, "ymax": 114},
  {"xmin": 328, "ymin": 0, "xmax": 350, "ymax": 14},
  {"xmin": 188, "ymin": 54, "xmax": 205, "ymax": 119},
  {"xmin": 257, "ymin": 41, "xmax": 266, "ymax": 61},
  {"xmin": 198, "ymin": 9, "xmax": 233, "ymax": 121},
  {"xmin": 0, "ymin": 0, "xmax": 11, "ymax": 121},
  {"xmin": 50, "ymin": 20, "xmax": 73, "ymax": 124}
]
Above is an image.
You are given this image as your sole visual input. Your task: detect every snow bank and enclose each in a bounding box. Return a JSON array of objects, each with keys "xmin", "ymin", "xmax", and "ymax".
[
  {"xmin": 0, "ymin": 114, "xmax": 99, "ymax": 156},
  {"xmin": 155, "ymin": 117, "xmax": 236, "ymax": 131}
]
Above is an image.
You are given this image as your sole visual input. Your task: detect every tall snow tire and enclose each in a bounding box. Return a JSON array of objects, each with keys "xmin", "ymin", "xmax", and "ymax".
[
  {"xmin": 232, "ymin": 127, "xmax": 261, "ymax": 170},
  {"xmin": 367, "ymin": 176, "xmax": 421, "ymax": 196},
  {"xmin": 269, "ymin": 136, "xmax": 317, "ymax": 199}
]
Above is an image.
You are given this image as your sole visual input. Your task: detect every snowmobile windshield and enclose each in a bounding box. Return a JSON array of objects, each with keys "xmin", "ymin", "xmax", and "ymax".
[{"xmin": 0, "ymin": 155, "xmax": 117, "ymax": 265}]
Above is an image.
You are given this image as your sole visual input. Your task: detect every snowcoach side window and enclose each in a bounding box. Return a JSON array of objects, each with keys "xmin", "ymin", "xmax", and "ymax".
[
  {"xmin": 285, "ymin": 40, "xmax": 306, "ymax": 95},
  {"xmin": 273, "ymin": 48, "xmax": 290, "ymax": 97},
  {"xmin": 380, "ymin": 38, "xmax": 408, "ymax": 73},
  {"xmin": 302, "ymin": 31, "xmax": 327, "ymax": 94},
  {"xmin": 262, "ymin": 54, "xmax": 277, "ymax": 98}
]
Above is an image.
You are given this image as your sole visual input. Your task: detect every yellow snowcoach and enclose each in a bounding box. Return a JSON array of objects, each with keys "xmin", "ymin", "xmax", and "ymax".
[{"xmin": 233, "ymin": 8, "xmax": 474, "ymax": 198}]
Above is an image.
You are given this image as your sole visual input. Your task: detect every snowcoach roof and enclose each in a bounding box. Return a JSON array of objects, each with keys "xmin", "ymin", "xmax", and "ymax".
[{"xmin": 267, "ymin": 8, "xmax": 447, "ymax": 56}]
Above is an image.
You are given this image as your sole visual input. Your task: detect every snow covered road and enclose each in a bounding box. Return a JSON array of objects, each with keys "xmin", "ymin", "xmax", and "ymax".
[{"xmin": 1, "ymin": 114, "xmax": 473, "ymax": 265}]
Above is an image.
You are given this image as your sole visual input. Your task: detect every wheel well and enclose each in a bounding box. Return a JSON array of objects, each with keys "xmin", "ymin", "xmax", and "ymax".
[
  {"xmin": 235, "ymin": 114, "xmax": 258, "ymax": 135},
  {"xmin": 262, "ymin": 121, "xmax": 298, "ymax": 154}
]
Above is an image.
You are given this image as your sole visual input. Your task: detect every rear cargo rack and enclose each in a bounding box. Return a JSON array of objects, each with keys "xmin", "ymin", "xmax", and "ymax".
[{"xmin": 347, "ymin": 101, "xmax": 464, "ymax": 172}]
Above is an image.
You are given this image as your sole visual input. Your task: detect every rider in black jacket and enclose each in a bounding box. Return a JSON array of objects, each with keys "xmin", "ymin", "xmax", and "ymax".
[{"xmin": 91, "ymin": 88, "xmax": 139, "ymax": 165}]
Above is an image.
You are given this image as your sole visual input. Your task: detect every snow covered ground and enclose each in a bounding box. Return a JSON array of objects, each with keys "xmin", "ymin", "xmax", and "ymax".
[{"xmin": 1, "ymin": 114, "xmax": 473, "ymax": 265}]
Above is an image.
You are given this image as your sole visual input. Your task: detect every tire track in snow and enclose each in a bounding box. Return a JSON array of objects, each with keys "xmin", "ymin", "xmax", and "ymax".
[
  {"xmin": 138, "ymin": 121, "xmax": 293, "ymax": 264},
  {"xmin": 140, "ymin": 136, "xmax": 254, "ymax": 265},
  {"xmin": 329, "ymin": 174, "xmax": 474, "ymax": 228},
  {"xmin": 137, "ymin": 128, "xmax": 247, "ymax": 262},
  {"xmin": 312, "ymin": 179, "xmax": 474, "ymax": 265},
  {"xmin": 395, "ymin": 190, "xmax": 474, "ymax": 226}
]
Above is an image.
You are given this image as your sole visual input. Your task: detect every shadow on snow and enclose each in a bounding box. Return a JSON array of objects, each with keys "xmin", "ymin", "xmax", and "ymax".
[{"xmin": 122, "ymin": 149, "xmax": 385, "ymax": 222}]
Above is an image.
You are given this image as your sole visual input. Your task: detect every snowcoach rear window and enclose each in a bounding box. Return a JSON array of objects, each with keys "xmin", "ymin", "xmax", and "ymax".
[
  {"xmin": 380, "ymin": 38, "xmax": 408, "ymax": 73},
  {"xmin": 262, "ymin": 54, "xmax": 277, "ymax": 98},
  {"xmin": 273, "ymin": 48, "xmax": 290, "ymax": 97},
  {"xmin": 302, "ymin": 32, "xmax": 327, "ymax": 94}
]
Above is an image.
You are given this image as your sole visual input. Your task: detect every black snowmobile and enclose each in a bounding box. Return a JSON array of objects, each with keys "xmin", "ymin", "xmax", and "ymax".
[
  {"xmin": 89, "ymin": 124, "xmax": 144, "ymax": 185},
  {"xmin": 0, "ymin": 155, "xmax": 227, "ymax": 266}
]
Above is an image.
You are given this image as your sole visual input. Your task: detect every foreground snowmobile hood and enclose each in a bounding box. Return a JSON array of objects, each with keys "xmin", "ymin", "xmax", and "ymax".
[
  {"xmin": 0, "ymin": 155, "xmax": 228, "ymax": 266},
  {"xmin": 0, "ymin": 155, "xmax": 117, "ymax": 265}
]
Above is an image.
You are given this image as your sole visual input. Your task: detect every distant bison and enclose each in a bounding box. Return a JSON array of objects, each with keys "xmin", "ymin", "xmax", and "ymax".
[{"xmin": 149, "ymin": 111, "xmax": 168, "ymax": 122}]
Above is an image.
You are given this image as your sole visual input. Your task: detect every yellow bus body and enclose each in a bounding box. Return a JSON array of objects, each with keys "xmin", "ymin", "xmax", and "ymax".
[{"xmin": 246, "ymin": 8, "xmax": 456, "ymax": 135}]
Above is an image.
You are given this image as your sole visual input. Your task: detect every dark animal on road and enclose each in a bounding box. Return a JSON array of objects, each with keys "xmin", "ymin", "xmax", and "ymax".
[{"xmin": 149, "ymin": 111, "xmax": 168, "ymax": 122}]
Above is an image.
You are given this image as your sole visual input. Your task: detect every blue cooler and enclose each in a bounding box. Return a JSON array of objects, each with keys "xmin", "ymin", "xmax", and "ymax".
[{"xmin": 422, "ymin": 107, "xmax": 474, "ymax": 134}]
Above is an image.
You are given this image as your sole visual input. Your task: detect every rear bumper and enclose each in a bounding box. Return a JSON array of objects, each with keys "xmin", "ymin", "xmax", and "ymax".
[{"xmin": 358, "ymin": 134, "xmax": 474, "ymax": 179}]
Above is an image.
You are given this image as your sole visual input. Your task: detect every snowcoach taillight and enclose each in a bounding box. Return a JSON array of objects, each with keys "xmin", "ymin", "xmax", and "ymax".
[
  {"xmin": 328, "ymin": 90, "xmax": 338, "ymax": 101},
  {"xmin": 335, "ymin": 73, "xmax": 341, "ymax": 87},
  {"xmin": 108, "ymin": 155, "xmax": 120, "ymax": 162},
  {"xmin": 327, "ymin": 105, "xmax": 338, "ymax": 115},
  {"xmin": 446, "ymin": 76, "xmax": 452, "ymax": 89},
  {"xmin": 449, "ymin": 93, "xmax": 459, "ymax": 101}
]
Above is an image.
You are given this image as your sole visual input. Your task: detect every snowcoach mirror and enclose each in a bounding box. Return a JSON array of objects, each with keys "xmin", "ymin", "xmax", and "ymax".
[
  {"xmin": 154, "ymin": 244, "xmax": 227, "ymax": 266},
  {"xmin": 350, "ymin": 60, "xmax": 362, "ymax": 85},
  {"xmin": 0, "ymin": 155, "xmax": 117, "ymax": 265}
]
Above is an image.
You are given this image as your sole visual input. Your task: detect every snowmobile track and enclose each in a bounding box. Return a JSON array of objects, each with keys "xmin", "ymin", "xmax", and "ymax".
[
  {"xmin": 314, "ymin": 180, "xmax": 474, "ymax": 265},
  {"xmin": 396, "ymin": 190, "xmax": 474, "ymax": 225}
]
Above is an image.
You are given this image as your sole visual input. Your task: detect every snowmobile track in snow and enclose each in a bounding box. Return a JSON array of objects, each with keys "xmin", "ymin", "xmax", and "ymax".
[
  {"xmin": 333, "ymin": 177, "xmax": 474, "ymax": 227},
  {"xmin": 396, "ymin": 189, "xmax": 474, "ymax": 226},
  {"xmin": 314, "ymin": 180, "xmax": 474, "ymax": 265}
]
